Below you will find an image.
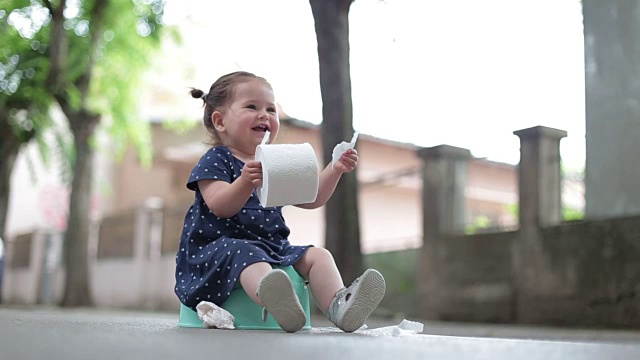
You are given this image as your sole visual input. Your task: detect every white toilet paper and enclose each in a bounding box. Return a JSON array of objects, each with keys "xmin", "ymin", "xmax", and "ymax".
[
  {"xmin": 196, "ymin": 301, "xmax": 235, "ymax": 329},
  {"xmin": 331, "ymin": 131, "xmax": 359, "ymax": 169},
  {"xmin": 255, "ymin": 142, "xmax": 319, "ymax": 207}
]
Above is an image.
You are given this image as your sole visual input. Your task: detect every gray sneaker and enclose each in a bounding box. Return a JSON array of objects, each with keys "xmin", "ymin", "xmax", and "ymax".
[
  {"xmin": 257, "ymin": 269, "xmax": 306, "ymax": 333},
  {"xmin": 326, "ymin": 269, "xmax": 386, "ymax": 332}
]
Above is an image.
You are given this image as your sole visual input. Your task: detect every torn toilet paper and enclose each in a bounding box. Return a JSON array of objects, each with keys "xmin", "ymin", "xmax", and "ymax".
[
  {"xmin": 261, "ymin": 131, "xmax": 270, "ymax": 145},
  {"xmin": 196, "ymin": 301, "xmax": 235, "ymax": 329},
  {"xmin": 303, "ymin": 319, "xmax": 424, "ymax": 337},
  {"xmin": 331, "ymin": 131, "xmax": 359, "ymax": 169},
  {"xmin": 358, "ymin": 319, "xmax": 424, "ymax": 337}
]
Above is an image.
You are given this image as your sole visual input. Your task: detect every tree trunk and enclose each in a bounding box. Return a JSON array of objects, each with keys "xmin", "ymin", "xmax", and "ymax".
[
  {"xmin": 47, "ymin": 0, "xmax": 108, "ymax": 308},
  {"xmin": 45, "ymin": 0, "xmax": 68, "ymax": 92},
  {"xmin": 310, "ymin": 0, "xmax": 363, "ymax": 283},
  {"xmin": 0, "ymin": 121, "xmax": 21, "ymax": 243},
  {"xmin": 61, "ymin": 113, "xmax": 99, "ymax": 307}
]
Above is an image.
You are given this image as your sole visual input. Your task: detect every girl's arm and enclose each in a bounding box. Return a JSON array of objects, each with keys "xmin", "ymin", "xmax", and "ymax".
[
  {"xmin": 295, "ymin": 149, "xmax": 358, "ymax": 209},
  {"xmin": 198, "ymin": 160, "xmax": 263, "ymax": 218}
]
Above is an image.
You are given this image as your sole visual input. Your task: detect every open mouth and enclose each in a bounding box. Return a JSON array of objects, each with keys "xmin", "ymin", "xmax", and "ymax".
[{"xmin": 252, "ymin": 124, "xmax": 270, "ymax": 132}]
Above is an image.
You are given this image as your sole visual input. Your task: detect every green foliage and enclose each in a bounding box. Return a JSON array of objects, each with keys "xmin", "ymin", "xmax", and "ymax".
[
  {"xmin": 503, "ymin": 203, "xmax": 585, "ymax": 223},
  {"xmin": 364, "ymin": 249, "xmax": 419, "ymax": 317},
  {"xmin": 563, "ymin": 207, "xmax": 584, "ymax": 221},
  {"xmin": 465, "ymin": 215, "xmax": 492, "ymax": 235},
  {"xmin": 2, "ymin": 0, "xmax": 172, "ymax": 171},
  {"xmin": 80, "ymin": 0, "xmax": 169, "ymax": 168},
  {"xmin": 504, "ymin": 203, "xmax": 519, "ymax": 218},
  {"xmin": 0, "ymin": 0, "xmax": 61, "ymax": 170}
]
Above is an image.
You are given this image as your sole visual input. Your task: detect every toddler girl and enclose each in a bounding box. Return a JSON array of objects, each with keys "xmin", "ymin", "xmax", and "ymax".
[{"xmin": 174, "ymin": 71, "xmax": 386, "ymax": 332}]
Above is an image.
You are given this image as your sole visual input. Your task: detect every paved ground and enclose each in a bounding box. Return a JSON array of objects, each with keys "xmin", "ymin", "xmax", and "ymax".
[{"xmin": 1, "ymin": 306, "xmax": 640, "ymax": 360}]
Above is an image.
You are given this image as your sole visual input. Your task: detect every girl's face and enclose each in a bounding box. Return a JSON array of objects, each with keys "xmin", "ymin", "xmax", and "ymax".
[{"xmin": 213, "ymin": 79, "xmax": 279, "ymax": 157}]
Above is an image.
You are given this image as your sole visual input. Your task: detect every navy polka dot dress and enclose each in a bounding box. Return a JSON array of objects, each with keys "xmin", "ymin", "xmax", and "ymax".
[{"xmin": 174, "ymin": 146, "xmax": 311, "ymax": 310}]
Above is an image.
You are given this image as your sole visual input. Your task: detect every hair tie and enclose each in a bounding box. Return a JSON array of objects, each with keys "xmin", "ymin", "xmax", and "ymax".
[{"xmin": 201, "ymin": 92, "xmax": 208, "ymax": 100}]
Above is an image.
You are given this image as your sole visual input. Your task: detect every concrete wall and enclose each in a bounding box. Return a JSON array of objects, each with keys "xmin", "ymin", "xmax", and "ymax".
[
  {"xmin": 2, "ymin": 206, "xmax": 182, "ymax": 312},
  {"xmin": 583, "ymin": 0, "xmax": 640, "ymax": 219},
  {"xmin": 364, "ymin": 249, "xmax": 420, "ymax": 317},
  {"xmin": 520, "ymin": 216, "xmax": 640, "ymax": 327},
  {"xmin": 418, "ymin": 126, "xmax": 640, "ymax": 328},
  {"xmin": 427, "ymin": 231, "xmax": 515, "ymax": 323},
  {"xmin": 92, "ymin": 257, "xmax": 179, "ymax": 311},
  {"xmin": 2, "ymin": 231, "xmax": 64, "ymax": 305},
  {"xmin": 413, "ymin": 214, "xmax": 640, "ymax": 328}
]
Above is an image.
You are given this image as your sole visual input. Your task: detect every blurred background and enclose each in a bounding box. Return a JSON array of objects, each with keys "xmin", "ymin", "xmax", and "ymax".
[{"xmin": 2, "ymin": 0, "xmax": 639, "ymax": 328}]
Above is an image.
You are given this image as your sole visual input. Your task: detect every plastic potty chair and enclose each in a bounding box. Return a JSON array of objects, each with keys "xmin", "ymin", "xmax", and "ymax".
[{"xmin": 178, "ymin": 266, "xmax": 312, "ymax": 330}]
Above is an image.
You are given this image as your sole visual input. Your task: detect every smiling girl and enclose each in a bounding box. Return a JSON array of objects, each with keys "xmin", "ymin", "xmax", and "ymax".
[{"xmin": 174, "ymin": 71, "xmax": 385, "ymax": 333}]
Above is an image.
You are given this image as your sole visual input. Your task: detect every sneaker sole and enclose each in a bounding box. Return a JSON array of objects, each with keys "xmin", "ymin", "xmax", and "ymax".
[
  {"xmin": 340, "ymin": 269, "xmax": 386, "ymax": 332},
  {"xmin": 258, "ymin": 269, "xmax": 306, "ymax": 333}
]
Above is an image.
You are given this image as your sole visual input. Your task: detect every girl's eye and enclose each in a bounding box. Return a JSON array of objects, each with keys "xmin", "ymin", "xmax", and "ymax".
[
  {"xmin": 268, "ymin": 107, "xmax": 276, "ymax": 113},
  {"xmin": 246, "ymin": 104, "xmax": 257, "ymax": 109}
]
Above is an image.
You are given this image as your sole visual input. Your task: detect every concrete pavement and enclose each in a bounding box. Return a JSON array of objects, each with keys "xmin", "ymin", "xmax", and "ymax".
[{"xmin": 1, "ymin": 306, "xmax": 640, "ymax": 360}]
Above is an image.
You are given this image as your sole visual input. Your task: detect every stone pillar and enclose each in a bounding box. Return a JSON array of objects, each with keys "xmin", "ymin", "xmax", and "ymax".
[
  {"xmin": 513, "ymin": 126, "xmax": 567, "ymax": 322},
  {"xmin": 514, "ymin": 126, "xmax": 567, "ymax": 229},
  {"xmin": 417, "ymin": 145, "xmax": 471, "ymax": 319},
  {"xmin": 583, "ymin": 0, "xmax": 640, "ymax": 219},
  {"xmin": 141, "ymin": 197, "xmax": 164, "ymax": 310}
]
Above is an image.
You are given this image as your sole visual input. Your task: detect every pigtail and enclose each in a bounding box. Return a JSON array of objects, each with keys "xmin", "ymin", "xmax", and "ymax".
[{"xmin": 190, "ymin": 88, "xmax": 207, "ymax": 103}]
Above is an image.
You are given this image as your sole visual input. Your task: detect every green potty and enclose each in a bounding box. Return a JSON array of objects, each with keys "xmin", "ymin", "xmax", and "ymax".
[{"xmin": 178, "ymin": 266, "xmax": 312, "ymax": 330}]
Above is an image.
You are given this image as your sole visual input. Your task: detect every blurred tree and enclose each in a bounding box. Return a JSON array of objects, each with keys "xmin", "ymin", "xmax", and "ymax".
[
  {"xmin": 0, "ymin": 0, "xmax": 58, "ymax": 252},
  {"xmin": 2, "ymin": 0, "xmax": 168, "ymax": 307},
  {"xmin": 309, "ymin": 0, "xmax": 362, "ymax": 283}
]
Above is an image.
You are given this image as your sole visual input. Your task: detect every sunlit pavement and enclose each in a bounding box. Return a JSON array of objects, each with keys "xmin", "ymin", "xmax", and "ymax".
[{"xmin": 1, "ymin": 307, "xmax": 639, "ymax": 360}]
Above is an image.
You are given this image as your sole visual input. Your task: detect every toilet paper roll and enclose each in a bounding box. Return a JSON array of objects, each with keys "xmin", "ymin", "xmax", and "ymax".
[{"xmin": 255, "ymin": 143, "xmax": 319, "ymax": 207}]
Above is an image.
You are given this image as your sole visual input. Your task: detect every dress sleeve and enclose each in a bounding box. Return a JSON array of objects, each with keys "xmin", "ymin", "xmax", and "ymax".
[{"xmin": 186, "ymin": 147, "xmax": 234, "ymax": 191}]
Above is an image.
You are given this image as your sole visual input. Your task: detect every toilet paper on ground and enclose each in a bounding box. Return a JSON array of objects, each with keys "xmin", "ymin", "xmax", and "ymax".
[
  {"xmin": 255, "ymin": 142, "xmax": 319, "ymax": 207},
  {"xmin": 301, "ymin": 319, "xmax": 424, "ymax": 337},
  {"xmin": 358, "ymin": 319, "xmax": 424, "ymax": 337},
  {"xmin": 331, "ymin": 131, "xmax": 359, "ymax": 169},
  {"xmin": 196, "ymin": 301, "xmax": 235, "ymax": 329}
]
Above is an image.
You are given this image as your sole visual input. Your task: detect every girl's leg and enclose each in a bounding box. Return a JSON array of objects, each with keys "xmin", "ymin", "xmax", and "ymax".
[
  {"xmin": 296, "ymin": 248, "xmax": 386, "ymax": 333},
  {"xmin": 293, "ymin": 247, "xmax": 344, "ymax": 313},
  {"xmin": 241, "ymin": 261, "xmax": 306, "ymax": 333},
  {"xmin": 239, "ymin": 262, "xmax": 272, "ymax": 306}
]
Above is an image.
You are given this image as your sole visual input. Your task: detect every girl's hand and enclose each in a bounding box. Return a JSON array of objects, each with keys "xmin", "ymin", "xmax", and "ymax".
[
  {"xmin": 334, "ymin": 149, "xmax": 358, "ymax": 173},
  {"xmin": 240, "ymin": 160, "xmax": 263, "ymax": 188}
]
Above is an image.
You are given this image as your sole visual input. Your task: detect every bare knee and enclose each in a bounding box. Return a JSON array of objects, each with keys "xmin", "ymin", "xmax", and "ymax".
[
  {"xmin": 238, "ymin": 262, "xmax": 274, "ymax": 306},
  {"xmin": 305, "ymin": 247, "xmax": 334, "ymax": 264},
  {"xmin": 295, "ymin": 247, "xmax": 334, "ymax": 278}
]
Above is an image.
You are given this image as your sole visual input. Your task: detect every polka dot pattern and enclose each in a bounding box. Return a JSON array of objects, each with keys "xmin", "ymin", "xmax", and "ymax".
[{"xmin": 175, "ymin": 146, "xmax": 311, "ymax": 310}]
